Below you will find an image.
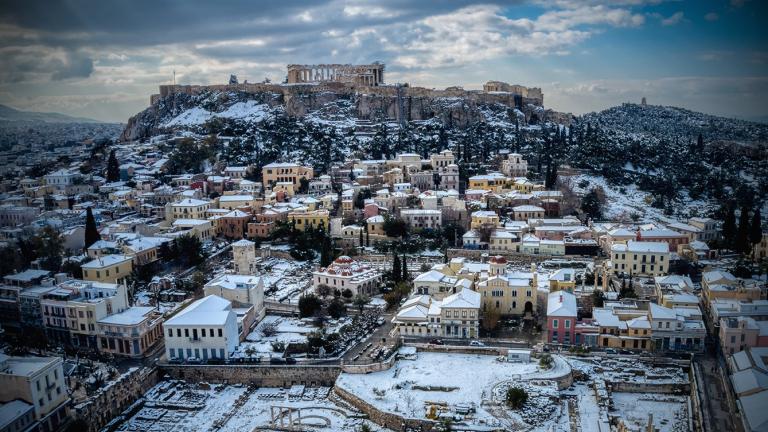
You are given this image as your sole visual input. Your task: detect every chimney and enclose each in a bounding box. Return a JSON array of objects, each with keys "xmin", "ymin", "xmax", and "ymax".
[{"xmin": 636, "ymin": 228, "xmax": 642, "ymax": 241}]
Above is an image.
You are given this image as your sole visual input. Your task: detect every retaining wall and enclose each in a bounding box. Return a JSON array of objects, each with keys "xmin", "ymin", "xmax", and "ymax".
[
  {"xmin": 333, "ymin": 385, "xmax": 437, "ymax": 432},
  {"xmin": 73, "ymin": 367, "xmax": 160, "ymax": 432},
  {"xmin": 159, "ymin": 363, "xmax": 341, "ymax": 387}
]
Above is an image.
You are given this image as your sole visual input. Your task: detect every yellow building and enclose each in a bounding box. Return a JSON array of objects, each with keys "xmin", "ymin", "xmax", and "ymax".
[
  {"xmin": 81, "ymin": 254, "xmax": 133, "ymax": 284},
  {"xmin": 166, "ymin": 198, "xmax": 211, "ymax": 222},
  {"xmin": 475, "ymin": 257, "xmax": 537, "ymax": 317},
  {"xmin": 593, "ymin": 306, "xmax": 653, "ymax": 350},
  {"xmin": 702, "ymin": 270, "xmax": 762, "ymax": 304},
  {"xmin": 467, "ymin": 172, "xmax": 509, "ymax": 193},
  {"xmin": 548, "ymin": 268, "xmax": 577, "ymax": 292},
  {"xmin": 609, "ymin": 241, "xmax": 669, "ymax": 276},
  {"xmin": 470, "ymin": 210, "xmax": 500, "ymax": 230},
  {"xmin": 262, "ymin": 162, "xmax": 313, "ymax": 188},
  {"xmin": 288, "ymin": 208, "xmax": 330, "ymax": 232}
]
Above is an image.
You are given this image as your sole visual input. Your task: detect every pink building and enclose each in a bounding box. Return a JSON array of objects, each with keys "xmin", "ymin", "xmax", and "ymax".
[
  {"xmin": 363, "ymin": 202, "xmax": 381, "ymax": 219},
  {"xmin": 719, "ymin": 317, "xmax": 768, "ymax": 355},
  {"xmin": 547, "ymin": 291, "xmax": 577, "ymax": 345}
]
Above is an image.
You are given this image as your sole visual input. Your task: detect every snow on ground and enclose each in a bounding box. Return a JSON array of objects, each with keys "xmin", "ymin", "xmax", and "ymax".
[
  {"xmin": 336, "ymin": 351, "xmax": 570, "ymax": 430},
  {"xmin": 112, "ymin": 381, "xmax": 389, "ymax": 431},
  {"xmin": 233, "ymin": 315, "xmax": 352, "ymax": 359},
  {"xmin": 565, "ymin": 173, "xmax": 717, "ymax": 224},
  {"xmin": 255, "ymin": 257, "xmax": 315, "ymax": 302},
  {"xmin": 162, "ymin": 101, "xmax": 274, "ymax": 128},
  {"xmin": 611, "ymin": 392, "xmax": 689, "ymax": 432}
]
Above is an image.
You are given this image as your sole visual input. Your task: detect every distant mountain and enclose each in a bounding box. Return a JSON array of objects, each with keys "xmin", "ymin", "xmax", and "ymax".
[{"xmin": 0, "ymin": 104, "xmax": 102, "ymax": 123}]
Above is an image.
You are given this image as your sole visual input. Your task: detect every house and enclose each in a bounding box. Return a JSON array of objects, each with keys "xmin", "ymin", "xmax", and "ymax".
[
  {"xmin": 468, "ymin": 172, "xmax": 508, "ymax": 193},
  {"xmin": 470, "ymin": 210, "xmax": 500, "ymax": 230},
  {"xmin": 489, "ymin": 230, "xmax": 518, "ymax": 253},
  {"xmin": 648, "ymin": 303, "xmax": 706, "ymax": 352},
  {"xmin": 169, "ymin": 219, "xmax": 214, "ymax": 241},
  {"xmin": 511, "ymin": 205, "xmax": 545, "ymax": 221},
  {"xmin": 592, "ymin": 304, "xmax": 653, "ymax": 351},
  {"xmin": 549, "ymin": 269, "xmax": 577, "ymax": 292},
  {"xmin": 204, "ymin": 274, "xmax": 266, "ymax": 324},
  {"xmin": 391, "ymin": 295, "xmax": 441, "ymax": 338},
  {"xmin": 166, "ymin": 198, "xmax": 210, "ymax": 222},
  {"xmin": 501, "ymin": 153, "xmax": 528, "ymax": 177},
  {"xmin": 688, "ymin": 217, "xmax": 719, "ymax": 243},
  {"xmin": 720, "ymin": 317, "xmax": 768, "ymax": 355},
  {"xmin": 0, "ymin": 355, "xmax": 69, "ymax": 432},
  {"xmin": 609, "ymin": 241, "xmax": 670, "ymax": 276},
  {"xmin": 547, "ymin": 290, "xmax": 578, "ymax": 345},
  {"xmin": 261, "ymin": 162, "xmax": 313, "ymax": 188},
  {"xmin": 81, "ymin": 254, "xmax": 133, "ymax": 284},
  {"xmin": 440, "ymin": 289, "xmax": 481, "ymax": 339},
  {"xmin": 400, "ymin": 209, "xmax": 442, "ymax": 230},
  {"xmin": 97, "ymin": 306, "xmax": 164, "ymax": 358},
  {"xmin": 217, "ymin": 194, "xmax": 256, "ymax": 211},
  {"xmin": 287, "ymin": 208, "xmax": 329, "ymax": 232},
  {"xmin": 702, "ymin": 270, "xmax": 762, "ymax": 305},
  {"xmin": 637, "ymin": 228, "xmax": 688, "ymax": 252},
  {"xmin": 312, "ymin": 256, "xmax": 384, "ymax": 297},
  {"xmin": 164, "ymin": 295, "xmax": 239, "ymax": 362}
]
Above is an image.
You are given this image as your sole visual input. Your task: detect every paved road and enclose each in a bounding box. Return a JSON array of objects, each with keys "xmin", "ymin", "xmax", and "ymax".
[
  {"xmin": 342, "ymin": 310, "xmax": 396, "ymax": 364},
  {"xmin": 698, "ymin": 353, "xmax": 742, "ymax": 432}
]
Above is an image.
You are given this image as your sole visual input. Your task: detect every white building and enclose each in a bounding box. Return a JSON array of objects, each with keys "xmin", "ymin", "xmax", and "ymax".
[
  {"xmin": 164, "ymin": 295, "xmax": 239, "ymax": 362},
  {"xmin": 312, "ymin": 256, "xmax": 383, "ymax": 297},
  {"xmin": 204, "ymin": 274, "xmax": 265, "ymax": 323},
  {"xmin": 0, "ymin": 355, "xmax": 69, "ymax": 431},
  {"xmin": 501, "ymin": 153, "xmax": 528, "ymax": 177},
  {"xmin": 400, "ymin": 209, "xmax": 442, "ymax": 230}
]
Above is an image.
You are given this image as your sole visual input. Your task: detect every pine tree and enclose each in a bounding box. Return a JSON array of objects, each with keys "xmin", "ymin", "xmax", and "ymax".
[
  {"xmin": 392, "ymin": 254, "xmax": 402, "ymax": 283},
  {"xmin": 106, "ymin": 149, "xmax": 120, "ymax": 182},
  {"xmin": 84, "ymin": 207, "xmax": 100, "ymax": 250},
  {"xmin": 359, "ymin": 230, "xmax": 364, "ymax": 248},
  {"xmin": 750, "ymin": 208, "xmax": 762, "ymax": 253},
  {"xmin": 722, "ymin": 203, "xmax": 737, "ymax": 250},
  {"xmin": 736, "ymin": 206, "xmax": 751, "ymax": 254},
  {"xmin": 402, "ymin": 255, "xmax": 409, "ymax": 281}
]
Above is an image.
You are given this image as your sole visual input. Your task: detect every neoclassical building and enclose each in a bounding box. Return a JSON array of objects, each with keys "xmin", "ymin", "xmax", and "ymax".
[{"xmin": 312, "ymin": 256, "xmax": 384, "ymax": 297}]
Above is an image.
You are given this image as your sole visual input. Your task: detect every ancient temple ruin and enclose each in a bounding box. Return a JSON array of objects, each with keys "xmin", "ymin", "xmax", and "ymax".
[{"xmin": 286, "ymin": 63, "xmax": 385, "ymax": 86}]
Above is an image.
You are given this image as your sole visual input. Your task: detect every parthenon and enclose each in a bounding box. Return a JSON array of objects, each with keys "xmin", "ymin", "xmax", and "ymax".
[{"xmin": 286, "ymin": 63, "xmax": 385, "ymax": 86}]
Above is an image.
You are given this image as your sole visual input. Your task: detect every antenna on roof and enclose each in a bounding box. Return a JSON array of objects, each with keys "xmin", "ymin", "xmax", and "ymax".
[{"xmin": 173, "ymin": 69, "xmax": 176, "ymax": 86}]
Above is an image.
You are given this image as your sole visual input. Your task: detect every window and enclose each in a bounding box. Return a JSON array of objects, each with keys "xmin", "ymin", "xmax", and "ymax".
[
  {"xmin": 553, "ymin": 319, "xmax": 558, "ymax": 328},
  {"xmin": 184, "ymin": 329, "xmax": 189, "ymax": 337},
  {"xmin": 176, "ymin": 329, "xmax": 181, "ymax": 337},
  {"xmin": 202, "ymin": 328, "xmax": 206, "ymax": 337},
  {"xmin": 218, "ymin": 329, "xmax": 223, "ymax": 337},
  {"xmin": 565, "ymin": 320, "xmax": 571, "ymax": 329},
  {"xmin": 168, "ymin": 329, "xmax": 173, "ymax": 337}
]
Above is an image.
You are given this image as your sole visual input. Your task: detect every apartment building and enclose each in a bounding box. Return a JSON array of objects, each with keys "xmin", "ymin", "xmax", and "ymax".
[
  {"xmin": 400, "ymin": 209, "xmax": 442, "ymax": 230},
  {"xmin": 40, "ymin": 279, "xmax": 129, "ymax": 349},
  {"xmin": 97, "ymin": 306, "xmax": 164, "ymax": 358},
  {"xmin": 0, "ymin": 355, "xmax": 69, "ymax": 432},
  {"xmin": 609, "ymin": 241, "xmax": 670, "ymax": 276}
]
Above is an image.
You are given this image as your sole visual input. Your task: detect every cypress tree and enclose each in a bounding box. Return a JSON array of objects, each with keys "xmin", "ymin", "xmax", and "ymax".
[
  {"xmin": 84, "ymin": 207, "xmax": 100, "ymax": 250},
  {"xmin": 392, "ymin": 254, "xmax": 401, "ymax": 283},
  {"xmin": 359, "ymin": 230, "xmax": 364, "ymax": 248},
  {"xmin": 750, "ymin": 208, "xmax": 762, "ymax": 253},
  {"xmin": 723, "ymin": 203, "xmax": 737, "ymax": 249},
  {"xmin": 736, "ymin": 207, "xmax": 751, "ymax": 254},
  {"xmin": 320, "ymin": 234, "xmax": 333, "ymax": 267},
  {"xmin": 402, "ymin": 255, "xmax": 409, "ymax": 281},
  {"xmin": 106, "ymin": 149, "xmax": 120, "ymax": 182}
]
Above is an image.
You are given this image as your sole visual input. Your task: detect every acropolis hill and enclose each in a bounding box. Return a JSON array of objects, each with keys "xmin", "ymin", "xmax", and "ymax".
[{"xmin": 122, "ymin": 63, "xmax": 564, "ymax": 141}]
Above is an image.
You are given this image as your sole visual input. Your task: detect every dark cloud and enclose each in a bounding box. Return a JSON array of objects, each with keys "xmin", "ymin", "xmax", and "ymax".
[{"xmin": 51, "ymin": 53, "xmax": 93, "ymax": 80}]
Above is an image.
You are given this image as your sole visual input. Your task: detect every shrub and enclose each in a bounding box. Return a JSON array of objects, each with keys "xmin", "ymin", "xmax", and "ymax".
[
  {"xmin": 539, "ymin": 354, "xmax": 553, "ymax": 369},
  {"xmin": 505, "ymin": 387, "xmax": 528, "ymax": 409},
  {"xmin": 298, "ymin": 293, "xmax": 322, "ymax": 317}
]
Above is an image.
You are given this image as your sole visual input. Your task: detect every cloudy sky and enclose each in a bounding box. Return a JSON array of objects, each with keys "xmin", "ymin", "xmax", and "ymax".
[{"xmin": 0, "ymin": 0, "xmax": 765, "ymax": 123}]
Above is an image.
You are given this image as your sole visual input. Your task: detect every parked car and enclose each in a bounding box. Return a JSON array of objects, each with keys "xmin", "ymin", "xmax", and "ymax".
[
  {"xmin": 469, "ymin": 340, "xmax": 485, "ymax": 347},
  {"xmin": 605, "ymin": 348, "xmax": 618, "ymax": 355},
  {"xmin": 284, "ymin": 357, "xmax": 297, "ymax": 365},
  {"xmin": 429, "ymin": 338, "xmax": 444, "ymax": 345},
  {"xmin": 186, "ymin": 357, "xmax": 202, "ymax": 364},
  {"xmin": 168, "ymin": 357, "xmax": 183, "ymax": 365},
  {"xmin": 269, "ymin": 357, "xmax": 286, "ymax": 365}
]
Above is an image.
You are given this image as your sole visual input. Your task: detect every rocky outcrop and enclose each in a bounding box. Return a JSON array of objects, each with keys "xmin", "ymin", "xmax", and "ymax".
[{"xmin": 120, "ymin": 84, "xmax": 570, "ymax": 142}]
